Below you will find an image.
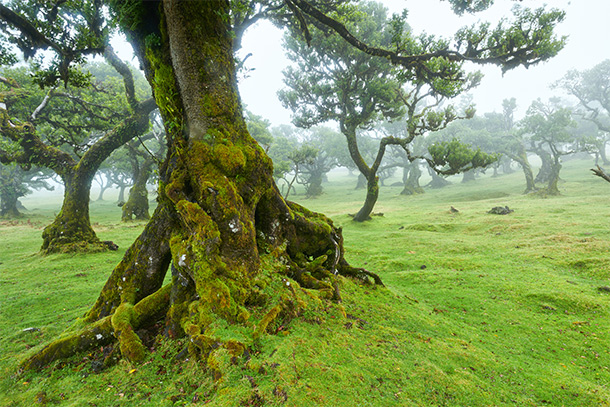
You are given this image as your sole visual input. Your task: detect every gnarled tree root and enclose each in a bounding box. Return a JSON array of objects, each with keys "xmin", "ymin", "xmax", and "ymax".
[{"xmin": 21, "ymin": 283, "xmax": 172, "ymax": 371}]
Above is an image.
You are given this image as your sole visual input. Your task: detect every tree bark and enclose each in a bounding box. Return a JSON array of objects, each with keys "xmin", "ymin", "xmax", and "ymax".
[
  {"xmin": 401, "ymin": 160, "xmax": 424, "ymax": 196},
  {"xmin": 24, "ymin": 0, "xmax": 380, "ymax": 373},
  {"xmin": 461, "ymin": 170, "xmax": 476, "ymax": 183},
  {"xmin": 534, "ymin": 148, "xmax": 552, "ymax": 184},
  {"xmin": 41, "ymin": 171, "xmax": 102, "ymax": 253},
  {"xmin": 122, "ymin": 157, "xmax": 154, "ymax": 221},
  {"xmin": 511, "ymin": 150, "xmax": 537, "ymax": 194},
  {"xmin": 305, "ymin": 168, "xmax": 324, "ymax": 197}
]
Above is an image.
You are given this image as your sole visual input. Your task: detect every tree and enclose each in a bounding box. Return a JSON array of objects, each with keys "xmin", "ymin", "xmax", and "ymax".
[
  {"xmin": 0, "ymin": 162, "xmax": 53, "ymax": 217},
  {"xmin": 279, "ymin": 2, "xmax": 406, "ymax": 221},
  {"xmin": 555, "ymin": 60, "xmax": 610, "ymax": 178},
  {"xmin": 0, "ymin": 54, "xmax": 156, "ymax": 252},
  {"xmin": 519, "ymin": 98, "xmax": 576, "ymax": 195},
  {"xmin": 297, "ymin": 126, "xmax": 343, "ymax": 197},
  {"xmin": 11, "ymin": 0, "xmax": 565, "ymax": 375},
  {"xmin": 121, "ymin": 116, "xmax": 166, "ymax": 221},
  {"xmin": 493, "ymin": 98, "xmax": 538, "ymax": 193},
  {"xmin": 280, "ymin": 2, "xmax": 495, "ymax": 221}
]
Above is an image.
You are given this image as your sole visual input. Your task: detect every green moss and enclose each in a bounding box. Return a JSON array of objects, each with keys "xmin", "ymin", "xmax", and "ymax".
[{"xmin": 111, "ymin": 303, "xmax": 146, "ymax": 363}]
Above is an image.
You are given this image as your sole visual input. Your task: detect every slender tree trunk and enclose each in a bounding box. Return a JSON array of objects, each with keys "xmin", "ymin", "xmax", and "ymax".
[
  {"xmin": 24, "ymin": 0, "xmax": 380, "ymax": 373},
  {"xmin": 353, "ymin": 173, "xmax": 379, "ymax": 221},
  {"xmin": 122, "ymin": 158, "xmax": 153, "ymax": 221},
  {"xmin": 117, "ymin": 184, "xmax": 128, "ymax": 203},
  {"xmin": 511, "ymin": 149, "xmax": 536, "ymax": 194}
]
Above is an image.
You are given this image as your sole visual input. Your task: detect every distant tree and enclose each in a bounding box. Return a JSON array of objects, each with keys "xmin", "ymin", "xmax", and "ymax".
[
  {"xmin": 297, "ymin": 126, "xmax": 343, "ymax": 197},
  {"xmin": 121, "ymin": 116, "xmax": 165, "ymax": 221},
  {"xmin": 281, "ymin": 1, "xmax": 494, "ymax": 220},
  {"xmin": 519, "ymin": 98, "xmax": 576, "ymax": 195},
  {"xmin": 0, "ymin": 162, "xmax": 53, "ymax": 218},
  {"xmin": 484, "ymin": 99, "xmax": 538, "ymax": 193},
  {"xmin": 555, "ymin": 60, "xmax": 610, "ymax": 180},
  {"xmin": 245, "ymin": 110, "xmax": 273, "ymax": 152},
  {"xmin": 0, "ymin": 54, "xmax": 156, "ymax": 253}
]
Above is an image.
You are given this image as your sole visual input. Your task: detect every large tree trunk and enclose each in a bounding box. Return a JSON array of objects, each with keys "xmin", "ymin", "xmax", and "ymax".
[
  {"xmin": 461, "ymin": 170, "xmax": 476, "ymax": 183},
  {"xmin": 40, "ymin": 171, "xmax": 106, "ymax": 253},
  {"xmin": 426, "ymin": 165, "xmax": 450, "ymax": 188},
  {"xmin": 511, "ymin": 150, "xmax": 537, "ymax": 194},
  {"xmin": 24, "ymin": 0, "xmax": 380, "ymax": 373},
  {"xmin": 305, "ymin": 168, "xmax": 324, "ymax": 197}
]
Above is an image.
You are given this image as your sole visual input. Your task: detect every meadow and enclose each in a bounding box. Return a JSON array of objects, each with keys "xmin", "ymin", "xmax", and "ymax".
[{"xmin": 1, "ymin": 157, "xmax": 609, "ymax": 406}]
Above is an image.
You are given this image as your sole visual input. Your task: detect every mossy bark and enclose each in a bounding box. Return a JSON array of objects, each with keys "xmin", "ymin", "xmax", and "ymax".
[
  {"xmin": 41, "ymin": 171, "xmax": 103, "ymax": 253},
  {"xmin": 23, "ymin": 0, "xmax": 380, "ymax": 374},
  {"xmin": 541, "ymin": 161, "xmax": 561, "ymax": 196}
]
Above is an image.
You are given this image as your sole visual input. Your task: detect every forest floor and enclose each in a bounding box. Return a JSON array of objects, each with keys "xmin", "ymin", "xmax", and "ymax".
[{"xmin": 1, "ymin": 157, "xmax": 609, "ymax": 406}]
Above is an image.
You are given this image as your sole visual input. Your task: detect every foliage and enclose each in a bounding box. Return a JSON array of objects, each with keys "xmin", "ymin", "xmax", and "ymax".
[{"xmin": 427, "ymin": 137, "xmax": 499, "ymax": 175}]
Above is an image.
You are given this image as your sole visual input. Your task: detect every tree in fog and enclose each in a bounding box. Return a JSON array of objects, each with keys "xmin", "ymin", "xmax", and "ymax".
[
  {"xmin": 120, "ymin": 115, "xmax": 166, "ymax": 221},
  {"xmin": 281, "ymin": 1, "xmax": 498, "ymax": 220},
  {"xmin": 4, "ymin": 0, "xmax": 566, "ymax": 375},
  {"xmin": 0, "ymin": 56, "xmax": 155, "ymax": 253},
  {"xmin": 520, "ymin": 98, "xmax": 575, "ymax": 195},
  {"xmin": 0, "ymin": 162, "xmax": 53, "ymax": 217},
  {"xmin": 484, "ymin": 99, "xmax": 538, "ymax": 193},
  {"xmin": 555, "ymin": 60, "xmax": 610, "ymax": 180}
]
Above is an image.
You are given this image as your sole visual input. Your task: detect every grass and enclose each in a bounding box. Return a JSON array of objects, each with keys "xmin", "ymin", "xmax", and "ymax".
[{"xmin": 1, "ymin": 158, "xmax": 610, "ymax": 406}]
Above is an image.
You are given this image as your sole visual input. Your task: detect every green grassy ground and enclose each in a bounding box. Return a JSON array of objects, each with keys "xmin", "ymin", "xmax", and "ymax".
[{"xmin": 1, "ymin": 159, "xmax": 609, "ymax": 406}]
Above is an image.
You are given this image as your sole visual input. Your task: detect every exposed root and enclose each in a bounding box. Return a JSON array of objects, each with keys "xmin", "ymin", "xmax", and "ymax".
[{"xmin": 21, "ymin": 284, "xmax": 172, "ymax": 371}]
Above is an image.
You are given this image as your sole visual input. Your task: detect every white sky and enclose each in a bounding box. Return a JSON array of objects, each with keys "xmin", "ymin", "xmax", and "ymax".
[{"xmin": 237, "ymin": 0, "xmax": 610, "ymax": 125}]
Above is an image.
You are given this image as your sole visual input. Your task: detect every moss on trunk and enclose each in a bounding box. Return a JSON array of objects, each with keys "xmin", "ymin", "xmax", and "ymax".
[
  {"xmin": 22, "ymin": 0, "xmax": 381, "ymax": 378},
  {"xmin": 40, "ymin": 172, "xmax": 106, "ymax": 253}
]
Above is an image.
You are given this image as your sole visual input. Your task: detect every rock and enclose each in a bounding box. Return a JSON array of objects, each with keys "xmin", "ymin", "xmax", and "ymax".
[{"xmin": 488, "ymin": 206, "xmax": 513, "ymax": 215}]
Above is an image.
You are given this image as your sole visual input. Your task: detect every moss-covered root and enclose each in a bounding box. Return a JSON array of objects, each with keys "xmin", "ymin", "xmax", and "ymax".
[
  {"xmin": 20, "ymin": 317, "xmax": 114, "ymax": 371},
  {"xmin": 338, "ymin": 259, "xmax": 384, "ymax": 286},
  {"xmin": 21, "ymin": 284, "xmax": 172, "ymax": 371},
  {"xmin": 112, "ymin": 283, "xmax": 173, "ymax": 363}
]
